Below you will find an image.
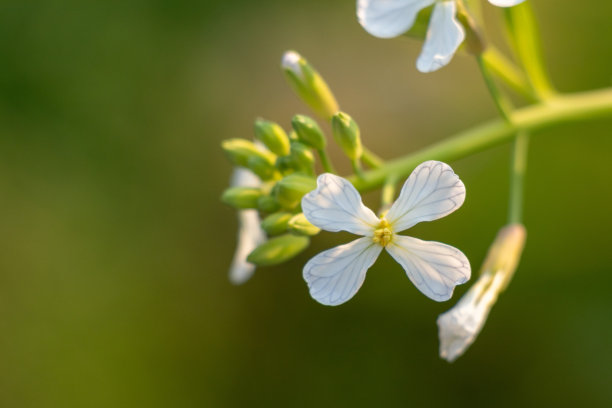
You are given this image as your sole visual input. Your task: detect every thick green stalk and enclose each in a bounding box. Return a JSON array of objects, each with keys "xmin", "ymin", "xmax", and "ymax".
[{"xmin": 349, "ymin": 87, "xmax": 612, "ymax": 191}]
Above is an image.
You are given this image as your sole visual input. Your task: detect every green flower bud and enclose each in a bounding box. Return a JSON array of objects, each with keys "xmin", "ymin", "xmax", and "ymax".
[
  {"xmin": 257, "ymin": 195, "xmax": 280, "ymax": 213},
  {"xmin": 254, "ymin": 119, "xmax": 291, "ymax": 156},
  {"xmin": 275, "ymin": 173, "xmax": 316, "ymax": 209},
  {"xmin": 221, "ymin": 187, "xmax": 262, "ymax": 209},
  {"xmin": 291, "ymin": 115, "xmax": 326, "ymax": 150},
  {"xmin": 247, "ymin": 233, "xmax": 310, "ymax": 266},
  {"xmin": 222, "ymin": 138, "xmax": 276, "ymax": 167},
  {"xmin": 261, "ymin": 212, "xmax": 293, "ymax": 236},
  {"xmin": 275, "ymin": 155, "xmax": 294, "ymax": 174},
  {"xmin": 331, "ymin": 112, "xmax": 362, "ymax": 161},
  {"xmin": 288, "ymin": 213, "xmax": 320, "ymax": 236},
  {"xmin": 289, "ymin": 141, "xmax": 315, "ymax": 174},
  {"xmin": 247, "ymin": 155, "xmax": 277, "ymax": 181},
  {"xmin": 281, "ymin": 50, "xmax": 339, "ymax": 120}
]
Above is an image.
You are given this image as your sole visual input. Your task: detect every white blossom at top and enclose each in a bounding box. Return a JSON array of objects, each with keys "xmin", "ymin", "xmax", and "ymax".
[
  {"xmin": 357, "ymin": 0, "xmax": 527, "ymax": 73},
  {"xmin": 301, "ymin": 160, "xmax": 470, "ymax": 306},
  {"xmin": 229, "ymin": 168, "xmax": 266, "ymax": 285}
]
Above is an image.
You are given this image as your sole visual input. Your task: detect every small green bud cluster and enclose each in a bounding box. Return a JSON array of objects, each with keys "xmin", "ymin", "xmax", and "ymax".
[{"xmin": 220, "ymin": 51, "xmax": 378, "ymax": 269}]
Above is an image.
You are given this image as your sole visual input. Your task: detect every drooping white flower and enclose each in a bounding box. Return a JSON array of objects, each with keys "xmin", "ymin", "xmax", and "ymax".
[
  {"xmin": 229, "ymin": 168, "xmax": 266, "ymax": 284},
  {"xmin": 357, "ymin": 0, "xmax": 526, "ymax": 73},
  {"xmin": 437, "ymin": 224, "xmax": 526, "ymax": 362},
  {"xmin": 301, "ymin": 160, "xmax": 470, "ymax": 306}
]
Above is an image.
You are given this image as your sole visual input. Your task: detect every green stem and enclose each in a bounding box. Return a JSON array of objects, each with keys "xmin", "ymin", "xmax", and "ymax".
[
  {"xmin": 481, "ymin": 47, "xmax": 536, "ymax": 102},
  {"xmin": 349, "ymin": 87, "xmax": 612, "ymax": 191},
  {"xmin": 318, "ymin": 149, "xmax": 336, "ymax": 173},
  {"xmin": 508, "ymin": 131, "xmax": 529, "ymax": 224},
  {"xmin": 351, "ymin": 158, "xmax": 364, "ymax": 179},
  {"xmin": 379, "ymin": 175, "xmax": 398, "ymax": 216},
  {"xmin": 362, "ymin": 147, "xmax": 384, "ymax": 169},
  {"xmin": 477, "ymin": 55, "xmax": 514, "ymax": 122}
]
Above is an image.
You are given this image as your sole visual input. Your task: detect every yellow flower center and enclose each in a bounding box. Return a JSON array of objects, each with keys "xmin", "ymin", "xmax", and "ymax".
[{"xmin": 372, "ymin": 219, "xmax": 393, "ymax": 247}]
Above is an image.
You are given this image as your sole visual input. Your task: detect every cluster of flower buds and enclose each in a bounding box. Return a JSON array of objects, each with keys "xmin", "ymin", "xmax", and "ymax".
[{"xmin": 221, "ymin": 51, "xmax": 368, "ymax": 279}]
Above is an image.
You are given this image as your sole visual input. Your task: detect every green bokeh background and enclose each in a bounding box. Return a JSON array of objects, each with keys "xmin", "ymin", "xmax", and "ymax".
[{"xmin": 1, "ymin": 1, "xmax": 611, "ymax": 407}]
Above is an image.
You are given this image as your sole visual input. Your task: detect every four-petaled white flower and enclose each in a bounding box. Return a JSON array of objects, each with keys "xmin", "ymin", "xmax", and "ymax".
[
  {"xmin": 357, "ymin": 0, "xmax": 527, "ymax": 73},
  {"xmin": 229, "ymin": 168, "xmax": 266, "ymax": 285},
  {"xmin": 301, "ymin": 160, "xmax": 470, "ymax": 306}
]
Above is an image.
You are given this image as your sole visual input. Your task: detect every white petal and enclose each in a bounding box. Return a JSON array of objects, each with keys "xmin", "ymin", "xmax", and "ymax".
[
  {"xmin": 357, "ymin": 0, "xmax": 435, "ymax": 39},
  {"xmin": 302, "ymin": 173, "xmax": 380, "ymax": 235},
  {"xmin": 386, "ymin": 235, "xmax": 470, "ymax": 301},
  {"xmin": 416, "ymin": 1, "xmax": 465, "ymax": 73},
  {"xmin": 385, "ymin": 160, "xmax": 465, "ymax": 232},
  {"xmin": 488, "ymin": 0, "xmax": 525, "ymax": 7},
  {"xmin": 303, "ymin": 237, "xmax": 383, "ymax": 306},
  {"xmin": 229, "ymin": 209, "xmax": 266, "ymax": 285},
  {"xmin": 231, "ymin": 167, "xmax": 260, "ymax": 188}
]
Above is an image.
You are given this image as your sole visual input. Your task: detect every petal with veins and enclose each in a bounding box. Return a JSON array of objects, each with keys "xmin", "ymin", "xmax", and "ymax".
[
  {"xmin": 416, "ymin": 1, "xmax": 465, "ymax": 73},
  {"xmin": 302, "ymin": 173, "xmax": 380, "ymax": 236},
  {"xmin": 386, "ymin": 235, "xmax": 470, "ymax": 301},
  {"xmin": 488, "ymin": 0, "xmax": 525, "ymax": 7},
  {"xmin": 385, "ymin": 160, "xmax": 465, "ymax": 232},
  {"xmin": 303, "ymin": 237, "xmax": 383, "ymax": 306},
  {"xmin": 357, "ymin": 0, "xmax": 435, "ymax": 39}
]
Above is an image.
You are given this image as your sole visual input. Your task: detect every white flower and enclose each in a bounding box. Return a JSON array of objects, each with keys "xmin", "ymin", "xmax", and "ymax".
[
  {"xmin": 301, "ymin": 160, "xmax": 470, "ymax": 306},
  {"xmin": 437, "ymin": 224, "xmax": 526, "ymax": 362},
  {"xmin": 229, "ymin": 168, "xmax": 266, "ymax": 285},
  {"xmin": 357, "ymin": 0, "xmax": 526, "ymax": 73}
]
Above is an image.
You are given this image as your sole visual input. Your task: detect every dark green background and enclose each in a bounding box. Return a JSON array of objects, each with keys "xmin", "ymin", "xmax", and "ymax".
[{"xmin": 1, "ymin": 0, "xmax": 611, "ymax": 406}]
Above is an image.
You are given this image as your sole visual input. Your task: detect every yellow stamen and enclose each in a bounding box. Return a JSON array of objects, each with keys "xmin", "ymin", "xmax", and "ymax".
[{"xmin": 372, "ymin": 219, "xmax": 393, "ymax": 247}]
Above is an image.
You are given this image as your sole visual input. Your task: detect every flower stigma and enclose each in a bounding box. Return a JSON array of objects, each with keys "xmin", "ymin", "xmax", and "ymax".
[{"xmin": 372, "ymin": 218, "xmax": 393, "ymax": 247}]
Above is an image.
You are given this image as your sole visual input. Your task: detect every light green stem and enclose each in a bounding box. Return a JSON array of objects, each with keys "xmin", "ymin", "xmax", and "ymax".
[
  {"xmin": 477, "ymin": 55, "xmax": 514, "ymax": 122},
  {"xmin": 362, "ymin": 147, "xmax": 384, "ymax": 169},
  {"xmin": 349, "ymin": 87, "xmax": 612, "ymax": 191},
  {"xmin": 481, "ymin": 48, "xmax": 536, "ymax": 102},
  {"xmin": 508, "ymin": 131, "xmax": 529, "ymax": 224},
  {"xmin": 318, "ymin": 149, "xmax": 336, "ymax": 173}
]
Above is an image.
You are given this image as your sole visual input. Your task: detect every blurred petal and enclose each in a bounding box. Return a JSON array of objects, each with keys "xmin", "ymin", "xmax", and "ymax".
[
  {"xmin": 386, "ymin": 161, "xmax": 465, "ymax": 232},
  {"xmin": 231, "ymin": 167, "xmax": 261, "ymax": 188},
  {"xmin": 357, "ymin": 0, "xmax": 434, "ymax": 39},
  {"xmin": 438, "ymin": 271, "xmax": 505, "ymax": 362},
  {"xmin": 488, "ymin": 0, "xmax": 525, "ymax": 7},
  {"xmin": 386, "ymin": 235, "xmax": 470, "ymax": 301},
  {"xmin": 416, "ymin": 1, "xmax": 465, "ymax": 72},
  {"xmin": 303, "ymin": 237, "xmax": 382, "ymax": 306},
  {"xmin": 302, "ymin": 173, "xmax": 380, "ymax": 235},
  {"xmin": 229, "ymin": 209, "xmax": 266, "ymax": 284}
]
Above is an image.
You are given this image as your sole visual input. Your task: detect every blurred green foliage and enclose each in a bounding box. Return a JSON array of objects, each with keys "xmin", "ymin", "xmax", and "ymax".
[{"xmin": 0, "ymin": 0, "xmax": 611, "ymax": 407}]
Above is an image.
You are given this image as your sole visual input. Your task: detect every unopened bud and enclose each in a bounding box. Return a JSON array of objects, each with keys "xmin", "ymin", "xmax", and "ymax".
[
  {"xmin": 275, "ymin": 174, "xmax": 317, "ymax": 209},
  {"xmin": 289, "ymin": 141, "xmax": 315, "ymax": 174},
  {"xmin": 291, "ymin": 115, "xmax": 326, "ymax": 151},
  {"xmin": 221, "ymin": 187, "xmax": 262, "ymax": 209},
  {"xmin": 246, "ymin": 155, "xmax": 277, "ymax": 181},
  {"xmin": 247, "ymin": 233, "xmax": 310, "ymax": 266},
  {"xmin": 480, "ymin": 224, "xmax": 526, "ymax": 290},
  {"xmin": 261, "ymin": 212, "xmax": 293, "ymax": 236},
  {"xmin": 222, "ymin": 138, "xmax": 276, "ymax": 168},
  {"xmin": 257, "ymin": 195, "xmax": 280, "ymax": 213},
  {"xmin": 254, "ymin": 119, "xmax": 291, "ymax": 156},
  {"xmin": 288, "ymin": 213, "xmax": 320, "ymax": 236},
  {"xmin": 331, "ymin": 112, "xmax": 362, "ymax": 160},
  {"xmin": 281, "ymin": 50, "xmax": 339, "ymax": 120}
]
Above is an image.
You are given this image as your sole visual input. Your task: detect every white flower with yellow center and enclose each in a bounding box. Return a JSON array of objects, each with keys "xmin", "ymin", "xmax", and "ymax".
[
  {"xmin": 301, "ymin": 160, "xmax": 470, "ymax": 305},
  {"xmin": 357, "ymin": 0, "xmax": 526, "ymax": 72}
]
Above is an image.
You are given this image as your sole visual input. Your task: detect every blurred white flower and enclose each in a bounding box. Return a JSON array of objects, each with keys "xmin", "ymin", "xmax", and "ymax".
[
  {"xmin": 357, "ymin": 0, "xmax": 526, "ymax": 72},
  {"xmin": 437, "ymin": 224, "xmax": 526, "ymax": 362},
  {"xmin": 301, "ymin": 160, "xmax": 470, "ymax": 306},
  {"xmin": 228, "ymin": 168, "xmax": 266, "ymax": 284}
]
